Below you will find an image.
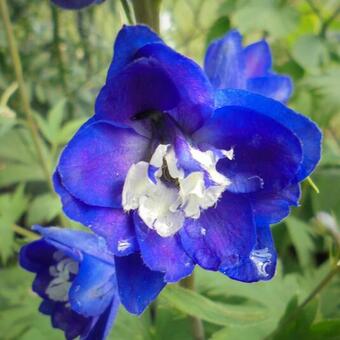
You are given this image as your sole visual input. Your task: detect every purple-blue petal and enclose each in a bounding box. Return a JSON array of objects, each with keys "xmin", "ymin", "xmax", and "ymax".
[
  {"xmin": 58, "ymin": 121, "xmax": 150, "ymax": 208},
  {"xmin": 135, "ymin": 43, "xmax": 214, "ymax": 133},
  {"xmin": 204, "ymin": 30, "xmax": 246, "ymax": 89},
  {"xmin": 243, "ymin": 40, "xmax": 272, "ymax": 78},
  {"xmin": 51, "ymin": 0, "xmax": 104, "ymax": 10},
  {"xmin": 249, "ymin": 184, "xmax": 301, "ymax": 226},
  {"xmin": 107, "ymin": 25, "xmax": 163, "ymax": 80},
  {"xmin": 221, "ymin": 225, "xmax": 277, "ymax": 282},
  {"xmin": 69, "ymin": 254, "xmax": 117, "ymax": 317},
  {"xmin": 214, "ymin": 89, "xmax": 322, "ymax": 182},
  {"xmin": 95, "ymin": 58, "xmax": 180, "ymax": 137},
  {"xmin": 53, "ymin": 172, "xmax": 138, "ymax": 256},
  {"xmin": 194, "ymin": 104, "xmax": 303, "ymax": 193},
  {"xmin": 180, "ymin": 192, "xmax": 256, "ymax": 272},
  {"xmin": 247, "ymin": 75, "xmax": 293, "ymax": 103},
  {"xmin": 133, "ymin": 213, "xmax": 194, "ymax": 283},
  {"xmin": 115, "ymin": 253, "xmax": 166, "ymax": 315}
]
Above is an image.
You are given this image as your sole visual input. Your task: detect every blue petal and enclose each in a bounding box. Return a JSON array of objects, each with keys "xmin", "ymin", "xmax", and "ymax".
[
  {"xmin": 180, "ymin": 192, "xmax": 256, "ymax": 271},
  {"xmin": 115, "ymin": 253, "xmax": 166, "ymax": 315},
  {"xmin": 249, "ymin": 184, "xmax": 301, "ymax": 225},
  {"xmin": 221, "ymin": 225, "xmax": 277, "ymax": 282},
  {"xmin": 82, "ymin": 298, "xmax": 120, "ymax": 340},
  {"xmin": 243, "ymin": 40, "xmax": 272, "ymax": 78},
  {"xmin": 95, "ymin": 58, "xmax": 180, "ymax": 137},
  {"xmin": 204, "ymin": 30, "xmax": 246, "ymax": 89},
  {"xmin": 53, "ymin": 172, "xmax": 138, "ymax": 257},
  {"xmin": 52, "ymin": 0, "xmax": 102, "ymax": 10},
  {"xmin": 194, "ymin": 104, "xmax": 303, "ymax": 193},
  {"xmin": 32, "ymin": 226, "xmax": 115, "ymax": 265},
  {"xmin": 247, "ymin": 75, "xmax": 293, "ymax": 103},
  {"xmin": 107, "ymin": 25, "xmax": 163, "ymax": 80},
  {"xmin": 58, "ymin": 120, "xmax": 150, "ymax": 208},
  {"xmin": 134, "ymin": 213, "xmax": 194, "ymax": 283},
  {"xmin": 69, "ymin": 254, "xmax": 117, "ymax": 317},
  {"xmin": 214, "ymin": 89, "xmax": 322, "ymax": 181},
  {"xmin": 135, "ymin": 43, "xmax": 214, "ymax": 133}
]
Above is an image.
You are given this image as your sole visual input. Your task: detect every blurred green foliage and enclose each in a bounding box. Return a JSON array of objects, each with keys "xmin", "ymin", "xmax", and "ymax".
[{"xmin": 0, "ymin": 0, "xmax": 340, "ymax": 339}]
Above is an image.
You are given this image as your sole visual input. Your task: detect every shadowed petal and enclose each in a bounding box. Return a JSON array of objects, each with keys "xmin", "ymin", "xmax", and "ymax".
[{"xmin": 134, "ymin": 213, "xmax": 194, "ymax": 282}]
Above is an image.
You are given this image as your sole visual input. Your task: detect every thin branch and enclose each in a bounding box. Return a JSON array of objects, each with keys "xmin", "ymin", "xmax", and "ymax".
[
  {"xmin": 180, "ymin": 274, "xmax": 205, "ymax": 340},
  {"xmin": 0, "ymin": 0, "xmax": 53, "ymax": 191},
  {"xmin": 120, "ymin": 0, "xmax": 135, "ymax": 24},
  {"xmin": 13, "ymin": 225, "xmax": 39, "ymax": 240}
]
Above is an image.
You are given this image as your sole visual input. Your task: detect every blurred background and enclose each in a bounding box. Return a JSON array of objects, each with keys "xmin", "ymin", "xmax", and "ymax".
[{"xmin": 0, "ymin": 0, "xmax": 339, "ymax": 339}]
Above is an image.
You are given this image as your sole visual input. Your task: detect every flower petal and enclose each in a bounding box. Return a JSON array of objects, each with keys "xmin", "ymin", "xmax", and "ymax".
[
  {"xmin": 243, "ymin": 40, "xmax": 272, "ymax": 78},
  {"xmin": 69, "ymin": 254, "xmax": 117, "ymax": 317},
  {"xmin": 133, "ymin": 213, "xmax": 194, "ymax": 283},
  {"xmin": 58, "ymin": 121, "xmax": 150, "ymax": 208},
  {"xmin": 214, "ymin": 89, "xmax": 322, "ymax": 181},
  {"xmin": 107, "ymin": 25, "xmax": 163, "ymax": 79},
  {"xmin": 180, "ymin": 192, "xmax": 256, "ymax": 271},
  {"xmin": 135, "ymin": 43, "xmax": 214, "ymax": 133},
  {"xmin": 247, "ymin": 75, "xmax": 293, "ymax": 103},
  {"xmin": 221, "ymin": 225, "xmax": 277, "ymax": 282},
  {"xmin": 204, "ymin": 30, "xmax": 246, "ymax": 89},
  {"xmin": 53, "ymin": 172, "xmax": 138, "ymax": 256},
  {"xmin": 115, "ymin": 253, "xmax": 166, "ymax": 315},
  {"xmin": 95, "ymin": 58, "xmax": 180, "ymax": 137},
  {"xmin": 249, "ymin": 184, "xmax": 301, "ymax": 225},
  {"xmin": 194, "ymin": 104, "xmax": 303, "ymax": 193},
  {"xmin": 51, "ymin": 0, "xmax": 101, "ymax": 10}
]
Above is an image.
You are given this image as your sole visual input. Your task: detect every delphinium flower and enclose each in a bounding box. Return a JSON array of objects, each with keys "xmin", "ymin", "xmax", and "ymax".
[
  {"xmin": 51, "ymin": 0, "xmax": 105, "ymax": 10},
  {"xmin": 54, "ymin": 24, "xmax": 321, "ymax": 285},
  {"xmin": 205, "ymin": 30, "xmax": 292, "ymax": 103},
  {"xmin": 20, "ymin": 226, "xmax": 165, "ymax": 339}
]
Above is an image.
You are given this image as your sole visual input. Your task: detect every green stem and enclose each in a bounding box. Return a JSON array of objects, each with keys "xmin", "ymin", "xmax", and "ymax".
[
  {"xmin": 13, "ymin": 225, "xmax": 39, "ymax": 240},
  {"xmin": 0, "ymin": 0, "xmax": 53, "ymax": 191},
  {"xmin": 181, "ymin": 274, "xmax": 205, "ymax": 340},
  {"xmin": 131, "ymin": 0, "xmax": 161, "ymax": 33},
  {"xmin": 120, "ymin": 0, "xmax": 135, "ymax": 25},
  {"xmin": 77, "ymin": 11, "xmax": 93, "ymax": 76},
  {"xmin": 51, "ymin": 6, "xmax": 69, "ymax": 93}
]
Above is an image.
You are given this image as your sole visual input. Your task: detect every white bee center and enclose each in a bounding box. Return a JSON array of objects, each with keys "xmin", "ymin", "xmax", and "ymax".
[
  {"xmin": 122, "ymin": 144, "xmax": 232, "ymax": 237},
  {"xmin": 45, "ymin": 251, "xmax": 79, "ymax": 302}
]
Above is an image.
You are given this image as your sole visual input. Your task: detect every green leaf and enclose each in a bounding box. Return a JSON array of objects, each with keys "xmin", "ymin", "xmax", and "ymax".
[
  {"xmin": 233, "ymin": 0, "xmax": 299, "ymax": 38},
  {"xmin": 292, "ymin": 35, "xmax": 328, "ymax": 71},
  {"xmin": 309, "ymin": 319, "xmax": 340, "ymax": 340},
  {"xmin": 27, "ymin": 193, "xmax": 61, "ymax": 225},
  {"xmin": 285, "ymin": 216, "xmax": 315, "ymax": 270},
  {"xmin": 205, "ymin": 16, "xmax": 230, "ymax": 46},
  {"xmin": 161, "ymin": 285, "xmax": 267, "ymax": 327},
  {"xmin": 56, "ymin": 117, "xmax": 86, "ymax": 145}
]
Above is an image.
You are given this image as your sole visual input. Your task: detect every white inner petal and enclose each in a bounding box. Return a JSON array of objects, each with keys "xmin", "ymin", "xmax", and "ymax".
[
  {"xmin": 122, "ymin": 143, "xmax": 232, "ymax": 237},
  {"xmin": 250, "ymin": 247, "xmax": 272, "ymax": 278},
  {"xmin": 45, "ymin": 251, "xmax": 79, "ymax": 302}
]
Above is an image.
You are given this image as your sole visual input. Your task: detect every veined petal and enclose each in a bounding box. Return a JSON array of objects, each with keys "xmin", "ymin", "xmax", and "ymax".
[
  {"xmin": 134, "ymin": 213, "xmax": 194, "ymax": 283},
  {"xmin": 194, "ymin": 104, "xmax": 303, "ymax": 193},
  {"xmin": 204, "ymin": 30, "xmax": 246, "ymax": 89},
  {"xmin": 243, "ymin": 40, "xmax": 272, "ymax": 78},
  {"xmin": 135, "ymin": 43, "xmax": 214, "ymax": 133},
  {"xmin": 247, "ymin": 75, "xmax": 293, "ymax": 103},
  {"xmin": 115, "ymin": 253, "xmax": 166, "ymax": 315},
  {"xmin": 180, "ymin": 192, "xmax": 256, "ymax": 271},
  {"xmin": 58, "ymin": 121, "xmax": 150, "ymax": 208},
  {"xmin": 214, "ymin": 89, "xmax": 322, "ymax": 181},
  {"xmin": 107, "ymin": 25, "xmax": 163, "ymax": 80},
  {"xmin": 53, "ymin": 172, "xmax": 138, "ymax": 257},
  {"xmin": 221, "ymin": 225, "xmax": 277, "ymax": 282}
]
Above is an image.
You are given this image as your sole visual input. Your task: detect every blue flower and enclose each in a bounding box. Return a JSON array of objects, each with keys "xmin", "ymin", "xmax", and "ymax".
[
  {"xmin": 205, "ymin": 30, "xmax": 293, "ymax": 103},
  {"xmin": 20, "ymin": 226, "xmax": 166, "ymax": 339},
  {"xmin": 51, "ymin": 0, "xmax": 105, "ymax": 10},
  {"xmin": 54, "ymin": 25, "xmax": 321, "ymax": 284}
]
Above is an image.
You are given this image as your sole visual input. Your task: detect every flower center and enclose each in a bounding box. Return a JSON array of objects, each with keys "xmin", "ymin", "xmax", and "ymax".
[
  {"xmin": 46, "ymin": 251, "xmax": 79, "ymax": 302},
  {"xmin": 122, "ymin": 143, "xmax": 232, "ymax": 237}
]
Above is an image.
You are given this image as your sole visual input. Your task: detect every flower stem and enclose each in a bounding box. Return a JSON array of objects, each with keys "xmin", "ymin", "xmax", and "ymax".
[
  {"xmin": 131, "ymin": 0, "xmax": 161, "ymax": 33},
  {"xmin": 120, "ymin": 0, "xmax": 135, "ymax": 25},
  {"xmin": 13, "ymin": 225, "xmax": 39, "ymax": 240},
  {"xmin": 0, "ymin": 0, "xmax": 53, "ymax": 191},
  {"xmin": 180, "ymin": 273, "xmax": 205, "ymax": 340}
]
